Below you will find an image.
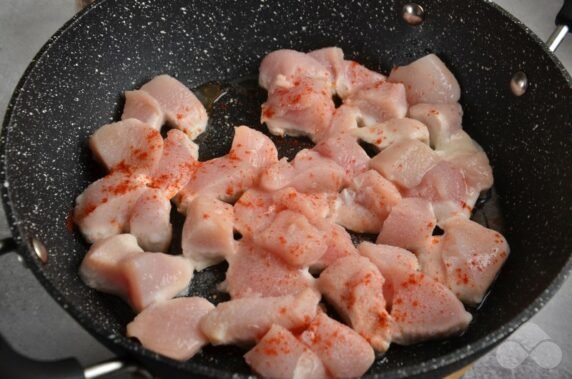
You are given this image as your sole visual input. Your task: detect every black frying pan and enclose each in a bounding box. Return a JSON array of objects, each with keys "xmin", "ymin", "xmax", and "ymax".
[{"xmin": 1, "ymin": 0, "xmax": 571, "ymax": 378}]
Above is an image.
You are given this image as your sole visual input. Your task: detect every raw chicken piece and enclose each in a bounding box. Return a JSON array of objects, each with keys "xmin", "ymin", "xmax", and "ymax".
[
  {"xmin": 261, "ymin": 78, "xmax": 335, "ymax": 143},
  {"xmin": 351, "ymin": 118, "xmax": 430, "ymax": 150},
  {"xmin": 129, "ymin": 188, "xmax": 172, "ymax": 252},
  {"xmin": 388, "ymin": 54, "xmax": 461, "ymax": 105},
  {"xmin": 358, "ymin": 242, "xmax": 472, "ymax": 344},
  {"xmin": 245, "ymin": 324, "xmax": 328, "ymax": 379},
  {"xmin": 447, "ymin": 150, "xmax": 494, "ymax": 195},
  {"xmin": 358, "ymin": 242, "xmax": 419, "ymax": 306},
  {"xmin": 334, "ymin": 170, "xmax": 402, "ymax": 234},
  {"xmin": 127, "ymin": 297, "xmax": 214, "ymax": 361},
  {"xmin": 177, "ymin": 126, "xmax": 278, "ymax": 209},
  {"xmin": 418, "ymin": 236, "xmax": 447, "ymax": 284},
  {"xmin": 272, "ymin": 187, "xmax": 337, "ymax": 226},
  {"xmin": 141, "ymin": 74, "xmax": 208, "ymax": 139},
  {"xmin": 337, "ymin": 60, "xmax": 386, "ymax": 99},
  {"xmin": 74, "ymin": 171, "xmax": 149, "ymax": 243},
  {"xmin": 200, "ymin": 288, "xmax": 321, "ymax": 345},
  {"xmin": 409, "ymin": 103, "xmax": 463, "ymax": 149},
  {"xmin": 325, "ymin": 105, "xmax": 360, "ymax": 137},
  {"xmin": 335, "ymin": 189, "xmax": 383, "ymax": 234},
  {"xmin": 299, "ymin": 311, "xmax": 375, "ymax": 378},
  {"xmin": 311, "ymin": 223, "xmax": 358, "ymax": 271},
  {"xmin": 89, "ymin": 118, "xmax": 163, "ymax": 174},
  {"xmin": 182, "ymin": 195, "xmax": 235, "ymax": 271},
  {"xmin": 352, "ymin": 170, "xmax": 402, "ymax": 222},
  {"xmin": 406, "ymin": 161, "xmax": 475, "ymax": 223},
  {"xmin": 345, "ymin": 81, "xmax": 408, "ymax": 126},
  {"xmin": 369, "ymin": 138, "xmax": 440, "ymax": 189},
  {"xmin": 255, "ymin": 210, "xmax": 327, "ymax": 267},
  {"xmin": 377, "ymin": 198, "xmax": 436, "ymax": 254},
  {"xmin": 224, "ymin": 240, "xmax": 315, "ymax": 299},
  {"xmin": 79, "ymin": 234, "xmax": 143, "ymax": 297},
  {"xmin": 390, "ymin": 271, "xmax": 472, "ymax": 345},
  {"xmin": 318, "ymin": 255, "xmax": 392, "ymax": 352},
  {"xmin": 260, "ymin": 150, "xmax": 347, "ymax": 194},
  {"xmin": 437, "ymin": 129, "xmax": 481, "ymax": 156},
  {"xmin": 259, "ymin": 49, "xmax": 332, "ymax": 90},
  {"xmin": 150, "ymin": 129, "xmax": 199, "ymax": 199},
  {"xmin": 121, "ymin": 90, "xmax": 164, "ymax": 130},
  {"xmin": 441, "ymin": 217, "xmax": 510, "ymax": 305},
  {"xmin": 233, "ymin": 189, "xmax": 276, "ymax": 239},
  {"xmin": 314, "ymin": 131, "xmax": 370, "ymax": 178},
  {"xmin": 121, "ymin": 252, "xmax": 194, "ymax": 312},
  {"xmin": 308, "ymin": 47, "xmax": 345, "ymax": 93}
]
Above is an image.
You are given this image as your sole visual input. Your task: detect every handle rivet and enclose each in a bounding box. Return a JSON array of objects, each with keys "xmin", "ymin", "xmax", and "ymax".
[
  {"xmin": 31, "ymin": 238, "xmax": 48, "ymax": 264},
  {"xmin": 510, "ymin": 71, "xmax": 528, "ymax": 96},
  {"xmin": 402, "ymin": 3, "xmax": 425, "ymax": 26}
]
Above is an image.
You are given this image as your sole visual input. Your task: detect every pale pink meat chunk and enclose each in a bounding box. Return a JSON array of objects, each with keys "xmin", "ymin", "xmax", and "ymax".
[
  {"xmin": 447, "ymin": 150, "xmax": 494, "ymax": 195},
  {"xmin": 259, "ymin": 49, "xmax": 332, "ymax": 90},
  {"xmin": 388, "ymin": 54, "xmax": 461, "ymax": 105},
  {"xmin": 74, "ymin": 171, "xmax": 149, "ymax": 243},
  {"xmin": 255, "ymin": 210, "xmax": 327, "ymax": 267},
  {"xmin": 337, "ymin": 60, "xmax": 386, "ymax": 98},
  {"xmin": 369, "ymin": 139, "xmax": 440, "ymax": 189},
  {"xmin": 300, "ymin": 311, "xmax": 375, "ymax": 378},
  {"xmin": 272, "ymin": 187, "xmax": 337, "ymax": 226},
  {"xmin": 79, "ymin": 234, "xmax": 143, "ymax": 297},
  {"xmin": 245, "ymin": 324, "xmax": 328, "ymax": 379},
  {"xmin": 406, "ymin": 161, "xmax": 475, "ymax": 223},
  {"xmin": 352, "ymin": 170, "xmax": 402, "ymax": 222},
  {"xmin": 308, "ymin": 47, "xmax": 345, "ymax": 93},
  {"xmin": 441, "ymin": 217, "xmax": 510, "ymax": 305},
  {"xmin": 409, "ymin": 103, "xmax": 463, "ymax": 149},
  {"xmin": 182, "ymin": 195, "xmax": 235, "ymax": 271},
  {"xmin": 150, "ymin": 129, "xmax": 198, "ymax": 200},
  {"xmin": 335, "ymin": 189, "xmax": 383, "ymax": 234},
  {"xmin": 418, "ymin": 236, "xmax": 447, "ymax": 284},
  {"xmin": 233, "ymin": 189, "xmax": 276, "ymax": 239},
  {"xmin": 127, "ymin": 297, "xmax": 214, "ymax": 361},
  {"xmin": 390, "ymin": 271, "xmax": 472, "ymax": 345},
  {"xmin": 377, "ymin": 198, "xmax": 436, "ymax": 254},
  {"xmin": 224, "ymin": 240, "xmax": 315, "ymax": 299},
  {"xmin": 121, "ymin": 252, "xmax": 194, "ymax": 312},
  {"xmin": 89, "ymin": 118, "xmax": 163, "ymax": 174},
  {"xmin": 358, "ymin": 242, "xmax": 419, "ymax": 306},
  {"xmin": 141, "ymin": 74, "xmax": 208, "ymax": 140},
  {"xmin": 351, "ymin": 118, "xmax": 430, "ymax": 150},
  {"xmin": 346, "ymin": 81, "xmax": 408, "ymax": 126},
  {"xmin": 129, "ymin": 188, "xmax": 172, "ymax": 252},
  {"xmin": 200, "ymin": 288, "xmax": 321, "ymax": 345},
  {"xmin": 311, "ymin": 223, "xmax": 359, "ymax": 271},
  {"xmin": 314, "ymin": 131, "xmax": 370, "ymax": 178},
  {"xmin": 177, "ymin": 126, "xmax": 278, "ymax": 209},
  {"xmin": 260, "ymin": 150, "xmax": 347, "ymax": 194},
  {"xmin": 324, "ymin": 105, "xmax": 360, "ymax": 138},
  {"xmin": 121, "ymin": 90, "xmax": 165, "ymax": 130},
  {"xmin": 358, "ymin": 242, "xmax": 472, "ymax": 344},
  {"xmin": 261, "ymin": 78, "xmax": 335, "ymax": 143},
  {"xmin": 317, "ymin": 255, "xmax": 392, "ymax": 352}
]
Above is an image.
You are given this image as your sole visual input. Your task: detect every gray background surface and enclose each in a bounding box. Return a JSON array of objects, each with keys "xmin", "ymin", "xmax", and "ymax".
[{"xmin": 0, "ymin": 0, "xmax": 570, "ymax": 378}]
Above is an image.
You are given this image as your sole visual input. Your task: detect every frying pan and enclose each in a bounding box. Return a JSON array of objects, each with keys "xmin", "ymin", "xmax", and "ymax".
[{"xmin": 1, "ymin": 0, "xmax": 571, "ymax": 378}]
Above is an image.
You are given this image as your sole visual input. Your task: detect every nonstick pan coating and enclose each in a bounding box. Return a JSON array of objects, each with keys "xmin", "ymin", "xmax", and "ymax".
[{"xmin": 1, "ymin": 0, "xmax": 571, "ymax": 377}]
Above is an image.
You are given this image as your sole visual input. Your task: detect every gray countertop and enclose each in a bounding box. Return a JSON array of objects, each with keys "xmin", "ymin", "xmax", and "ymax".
[{"xmin": 0, "ymin": 1, "xmax": 570, "ymax": 378}]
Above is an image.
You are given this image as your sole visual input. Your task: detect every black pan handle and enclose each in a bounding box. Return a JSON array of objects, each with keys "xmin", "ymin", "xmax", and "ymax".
[
  {"xmin": 0, "ymin": 334, "xmax": 84, "ymax": 379},
  {"xmin": 0, "ymin": 334, "xmax": 147, "ymax": 379},
  {"xmin": 0, "ymin": 237, "xmax": 18, "ymax": 255},
  {"xmin": 548, "ymin": 0, "xmax": 572, "ymax": 51}
]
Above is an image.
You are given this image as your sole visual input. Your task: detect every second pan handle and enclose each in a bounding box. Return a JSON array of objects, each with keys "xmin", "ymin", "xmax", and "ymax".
[{"xmin": 548, "ymin": 0, "xmax": 572, "ymax": 51}]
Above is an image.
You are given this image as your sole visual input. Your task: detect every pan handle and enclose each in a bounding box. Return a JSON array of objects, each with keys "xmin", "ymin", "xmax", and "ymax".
[
  {"xmin": 0, "ymin": 237, "xmax": 17, "ymax": 255},
  {"xmin": 0, "ymin": 333, "xmax": 148, "ymax": 379},
  {"xmin": 548, "ymin": 0, "xmax": 572, "ymax": 52}
]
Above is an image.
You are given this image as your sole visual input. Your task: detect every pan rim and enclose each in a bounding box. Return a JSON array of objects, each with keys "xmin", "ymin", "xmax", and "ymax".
[{"xmin": 0, "ymin": 0, "xmax": 571, "ymax": 377}]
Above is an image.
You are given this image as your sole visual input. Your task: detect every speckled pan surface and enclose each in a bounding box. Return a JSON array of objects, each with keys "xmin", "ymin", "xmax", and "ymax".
[{"xmin": 1, "ymin": 0, "xmax": 571, "ymax": 377}]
